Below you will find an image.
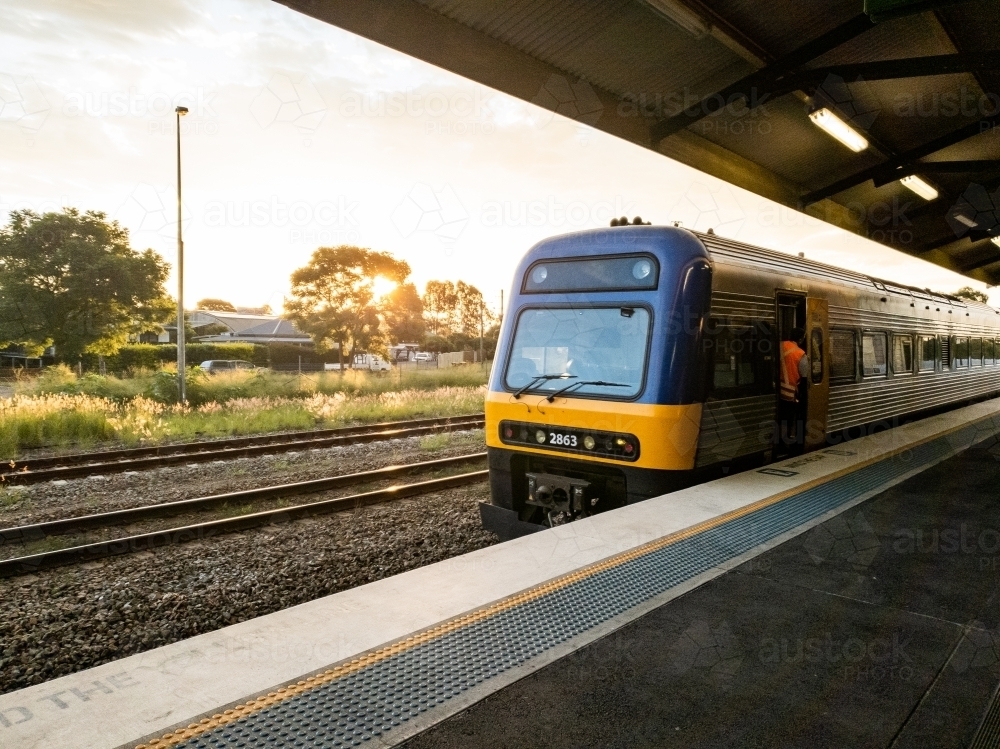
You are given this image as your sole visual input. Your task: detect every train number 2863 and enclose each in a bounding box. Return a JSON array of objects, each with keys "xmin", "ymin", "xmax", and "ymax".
[{"xmin": 549, "ymin": 432, "xmax": 578, "ymax": 447}]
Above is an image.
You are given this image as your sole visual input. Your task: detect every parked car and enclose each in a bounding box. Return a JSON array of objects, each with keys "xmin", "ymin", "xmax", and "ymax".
[
  {"xmin": 200, "ymin": 360, "xmax": 255, "ymax": 373},
  {"xmin": 413, "ymin": 352, "xmax": 434, "ymax": 362}
]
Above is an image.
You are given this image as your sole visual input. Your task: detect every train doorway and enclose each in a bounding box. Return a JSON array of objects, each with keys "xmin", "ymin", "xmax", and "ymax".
[
  {"xmin": 775, "ymin": 293, "xmax": 807, "ymax": 456},
  {"xmin": 774, "ymin": 292, "xmax": 829, "ymax": 453},
  {"xmin": 776, "ymin": 293, "xmax": 805, "ymax": 341}
]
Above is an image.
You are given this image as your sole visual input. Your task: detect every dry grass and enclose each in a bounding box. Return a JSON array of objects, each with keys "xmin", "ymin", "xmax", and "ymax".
[{"xmin": 0, "ymin": 376, "xmax": 488, "ymax": 459}]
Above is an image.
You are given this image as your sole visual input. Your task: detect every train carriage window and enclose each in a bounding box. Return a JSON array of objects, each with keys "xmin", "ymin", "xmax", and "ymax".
[
  {"xmin": 810, "ymin": 329, "xmax": 824, "ymax": 384},
  {"xmin": 891, "ymin": 335, "xmax": 913, "ymax": 375},
  {"xmin": 862, "ymin": 333, "xmax": 888, "ymax": 377},
  {"xmin": 830, "ymin": 330, "xmax": 857, "ymax": 383},
  {"xmin": 953, "ymin": 337, "xmax": 970, "ymax": 368},
  {"xmin": 709, "ymin": 325, "xmax": 754, "ymax": 393},
  {"xmin": 971, "ymin": 338, "xmax": 983, "ymax": 366},
  {"xmin": 705, "ymin": 320, "xmax": 774, "ymax": 399},
  {"xmin": 918, "ymin": 336, "xmax": 936, "ymax": 372},
  {"xmin": 987, "ymin": 339, "xmax": 997, "ymax": 365}
]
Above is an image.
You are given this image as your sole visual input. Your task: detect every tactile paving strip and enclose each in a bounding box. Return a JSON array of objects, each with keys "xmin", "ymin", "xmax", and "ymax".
[
  {"xmin": 970, "ymin": 681, "xmax": 1000, "ymax": 749},
  {"xmin": 146, "ymin": 418, "xmax": 998, "ymax": 749}
]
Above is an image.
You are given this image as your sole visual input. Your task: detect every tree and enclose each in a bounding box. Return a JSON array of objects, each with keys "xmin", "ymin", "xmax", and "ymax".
[
  {"xmin": 0, "ymin": 209, "xmax": 172, "ymax": 359},
  {"xmin": 197, "ymin": 298, "xmax": 237, "ymax": 312},
  {"xmin": 422, "ymin": 280, "xmax": 497, "ymax": 340},
  {"xmin": 455, "ymin": 281, "xmax": 498, "ymax": 337},
  {"xmin": 285, "ymin": 245, "xmax": 411, "ymax": 364},
  {"xmin": 381, "ymin": 282, "xmax": 425, "ymax": 343},
  {"xmin": 420, "ymin": 334, "xmax": 452, "ymax": 353},
  {"xmin": 954, "ymin": 286, "xmax": 989, "ymax": 304},
  {"xmin": 423, "ymin": 280, "xmax": 458, "ymax": 336},
  {"xmin": 237, "ymin": 304, "xmax": 272, "ymax": 315}
]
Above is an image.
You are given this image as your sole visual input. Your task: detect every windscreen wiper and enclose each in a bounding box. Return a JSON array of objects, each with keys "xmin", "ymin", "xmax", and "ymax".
[
  {"xmin": 513, "ymin": 373, "xmax": 574, "ymax": 399},
  {"xmin": 545, "ymin": 380, "xmax": 629, "ymax": 402}
]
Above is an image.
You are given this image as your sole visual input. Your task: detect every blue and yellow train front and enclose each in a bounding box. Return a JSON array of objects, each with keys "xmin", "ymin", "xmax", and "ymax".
[{"xmin": 481, "ymin": 226, "xmax": 714, "ymax": 539}]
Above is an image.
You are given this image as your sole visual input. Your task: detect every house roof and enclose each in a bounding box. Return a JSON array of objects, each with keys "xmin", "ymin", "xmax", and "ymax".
[
  {"xmin": 188, "ymin": 310, "xmax": 286, "ymax": 334},
  {"xmin": 181, "ymin": 311, "xmax": 312, "ymax": 344}
]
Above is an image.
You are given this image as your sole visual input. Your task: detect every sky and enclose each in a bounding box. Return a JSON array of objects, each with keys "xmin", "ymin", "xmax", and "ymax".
[{"xmin": 0, "ymin": 0, "xmax": 995, "ymax": 315}]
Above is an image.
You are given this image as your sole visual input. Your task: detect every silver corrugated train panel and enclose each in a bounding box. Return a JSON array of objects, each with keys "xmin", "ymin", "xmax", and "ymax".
[
  {"xmin": 828, "ymin": 371, "xmax": 1000, "ymax": 431},
  {"xmin": 829, "ymin": 305, "xmax": 999, "ymax": 336},
  {"xmin": 695, "ymin": 395, "xmax": 775, "ymax": 467},
  {"xmin": 701, "ymin": 237, "xmax": 1000, "ymax": 458},
  {"xmin": 709, "ymin": 291, "xmax": 776, "ymax": 322}
]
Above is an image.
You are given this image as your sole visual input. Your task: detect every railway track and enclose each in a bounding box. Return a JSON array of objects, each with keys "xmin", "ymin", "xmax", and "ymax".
[
  {"xmin": 0, "ymin": 413, "xmax": 485, "ymax": 485},
  {"xmin": 0, "ymin": 452, "xmax": 489, "ymax": 577}
]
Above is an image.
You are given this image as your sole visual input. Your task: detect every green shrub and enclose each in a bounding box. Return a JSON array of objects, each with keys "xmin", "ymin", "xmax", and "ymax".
[
  {"xmin": 267, "ymin": 342, "xmax": 329, "ymax": 366},
  {"xmin": 77, "ymin": 343, "xmax": 269, "ymax": 374},
  {"xmin": 107, "ymin": 343, "xmax": 162, "ymax": 371},
  {"xmin": 32, "ymin": 364, "xmax": 77, "ymax": 391}
]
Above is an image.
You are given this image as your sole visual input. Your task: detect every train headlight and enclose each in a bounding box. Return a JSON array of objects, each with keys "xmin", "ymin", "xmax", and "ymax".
[
  {"xmin": 531, "ymin": 265, "xmax": 548, "ymax": 284},
  {"xmin": 632, "ymin": 259, "xmax": 652, "ymax": 280},
  {"xmin": 583, "ymin": 436, "xmax": 596, "ymax": 450},
  {"xmin": 535, "ymin": 429, "xmax": 546, "ymax": 444}
]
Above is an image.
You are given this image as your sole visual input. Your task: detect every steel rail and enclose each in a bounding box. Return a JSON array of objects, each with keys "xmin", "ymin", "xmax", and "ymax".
[
  {"xmin": 0, "ymin": 469, "xmax": 490, "ymax": 577},
  {"xmin": 4, "ymin": 413, "xmax": 485, "ymax": 471},
  {"xmin": 0, "ymin": 452, "xmax": 487, "ymax": 543},
  {"xmin": 0, "ymin": 415, "xmax": 485, "ymax": 485}
]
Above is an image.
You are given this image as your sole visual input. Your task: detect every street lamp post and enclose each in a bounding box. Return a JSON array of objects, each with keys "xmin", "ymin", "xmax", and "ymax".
[{"xmin": 175, "ymin": 106, "xmax": 188, "ymax": 403}]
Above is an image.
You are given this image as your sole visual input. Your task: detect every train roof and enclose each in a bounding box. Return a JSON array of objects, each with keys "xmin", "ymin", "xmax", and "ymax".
[
  {"xmin": 690, "ymin": 229, "xmax": 998, "ymax": 314},
  {"xmin": 520, "ymin": 224, "xmax": 999, "ymax": 317}
]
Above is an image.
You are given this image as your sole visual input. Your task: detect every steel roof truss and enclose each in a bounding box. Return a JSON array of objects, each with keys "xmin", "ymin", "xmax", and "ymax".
[
  {"xmin": 802, "ymin": 114, "xmax": 1000, "ymax": 205},
  {"xmin": 650, "ymin": 13, "xmax": 875, "ymax": 143}
]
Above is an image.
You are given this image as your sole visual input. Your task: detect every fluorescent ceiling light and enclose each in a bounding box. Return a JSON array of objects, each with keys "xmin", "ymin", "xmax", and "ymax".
[
  {"xmin": 808, "ymin": 108, "xmax": 868, "ymax": 152},
  {"xmin": 900, "ymin": 174, "xmax": 939, "ymax": 201},
  {"xmin": 952, "ymin": 213, "xmax": 977, "ymax": 228},
  {"xmin": 645, "ymin": 0, "xmax": 710, "ymax": 37}
]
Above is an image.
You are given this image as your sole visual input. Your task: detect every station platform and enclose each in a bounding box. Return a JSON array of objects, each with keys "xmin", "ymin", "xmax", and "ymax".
[{"xmin": 3, "ymin": 398, "xmax": 1000, "ymax": 749}]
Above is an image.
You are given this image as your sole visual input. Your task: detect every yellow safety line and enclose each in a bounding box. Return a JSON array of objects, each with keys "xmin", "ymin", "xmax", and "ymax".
[{"xmin": 134, "ymin": 411, "xmax": 1000, "ymax": 748}]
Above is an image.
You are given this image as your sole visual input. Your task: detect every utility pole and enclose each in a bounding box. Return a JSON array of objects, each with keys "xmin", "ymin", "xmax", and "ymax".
[
  {"xmin": 175, "ymin": 105, "xmax": 189, "ymax": 403},
  {"xmin": 479, "ymin": 294, "xmax": 484, "ymax": 367}
]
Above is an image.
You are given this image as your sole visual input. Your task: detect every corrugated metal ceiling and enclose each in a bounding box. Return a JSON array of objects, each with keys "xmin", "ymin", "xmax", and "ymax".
[{"xmin": 278, "ymin": 0, "xmax": 1000, "ymax": 284}]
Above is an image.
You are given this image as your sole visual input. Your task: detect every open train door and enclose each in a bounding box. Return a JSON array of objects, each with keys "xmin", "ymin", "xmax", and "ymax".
[{"xmin": 805, "ymin": 297, "xmax": 829, "ymax": 450}]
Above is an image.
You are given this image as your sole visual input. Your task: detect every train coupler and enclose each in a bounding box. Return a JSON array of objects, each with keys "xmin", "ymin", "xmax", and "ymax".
[{"xmin": 526, "ymin": 472, "xmax": 597, "ymax": 526}]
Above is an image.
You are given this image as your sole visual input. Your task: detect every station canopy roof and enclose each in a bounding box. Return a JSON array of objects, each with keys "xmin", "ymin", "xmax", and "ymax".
[{"xmin": 277, "ymin": 0, "xmax": 1000, "ymax": 284}]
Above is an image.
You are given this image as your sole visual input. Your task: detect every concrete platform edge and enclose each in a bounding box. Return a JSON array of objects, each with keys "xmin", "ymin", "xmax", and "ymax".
[{"xmin": 3, "ymin": 399, "xmax": 1000, "ymax": 749}]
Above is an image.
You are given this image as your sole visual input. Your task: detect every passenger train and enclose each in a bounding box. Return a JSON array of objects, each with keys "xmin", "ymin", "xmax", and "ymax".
[{"xmin": 481, "ymin": 223, "xmax": 1000, "ymax": 539}]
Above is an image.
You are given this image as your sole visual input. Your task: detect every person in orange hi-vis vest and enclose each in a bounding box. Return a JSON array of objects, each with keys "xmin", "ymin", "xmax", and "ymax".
[{"xmin": 778, "ymin": 327, "xmax": 810, "ymax": 456}]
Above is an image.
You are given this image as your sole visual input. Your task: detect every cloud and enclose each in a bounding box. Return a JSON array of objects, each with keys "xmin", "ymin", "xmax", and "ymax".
[
  {"xmin": 0, "ymin": 0, "xmax": 203, "ymax": 45},
  {"xmin": 0, "ymin": 74, "xmax": 49, "ymax": 136}
]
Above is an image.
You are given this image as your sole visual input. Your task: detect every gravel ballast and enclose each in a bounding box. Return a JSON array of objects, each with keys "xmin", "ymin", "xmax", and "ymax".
[{"xmin": 0, "ymin": 430, "xmax": 498, "ymax": 696}]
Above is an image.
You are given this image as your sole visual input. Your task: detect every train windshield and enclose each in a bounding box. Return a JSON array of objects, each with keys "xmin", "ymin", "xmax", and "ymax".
[{"xmin": 504, "ymin": 306, "xmax": 650, "ymax": 398}]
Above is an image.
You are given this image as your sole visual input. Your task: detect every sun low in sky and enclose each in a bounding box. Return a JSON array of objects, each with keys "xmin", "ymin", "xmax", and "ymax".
[
  {"xmin": 0, "ymin": 0, "xmax": 994, "ymax": 313},
  {"xmin": 371, "ymin": 276, "xmax": 398, "ymax": 301}
]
